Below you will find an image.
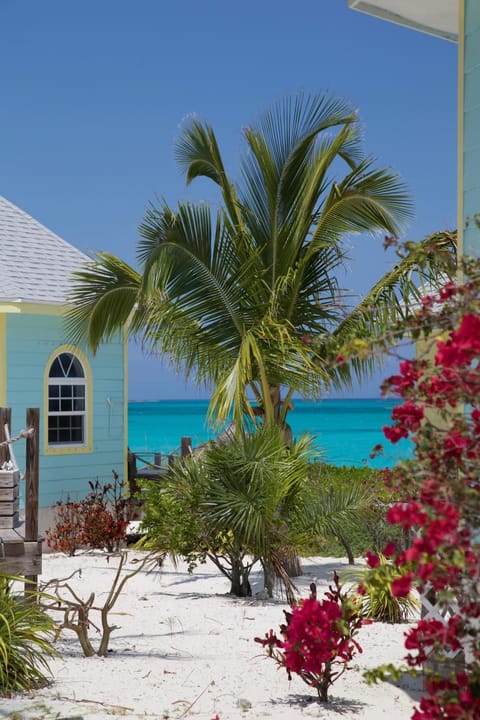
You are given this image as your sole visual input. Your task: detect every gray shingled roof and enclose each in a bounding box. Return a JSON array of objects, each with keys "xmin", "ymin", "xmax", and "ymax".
[{"xmin": 0, "ymin": 196, "xmax": 89, "ymax": 305}]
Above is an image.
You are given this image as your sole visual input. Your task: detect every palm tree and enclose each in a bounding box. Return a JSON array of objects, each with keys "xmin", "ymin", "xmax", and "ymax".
[{"xmin": 67, "ymin": 93, "xmax": 455, "ymax": 431}]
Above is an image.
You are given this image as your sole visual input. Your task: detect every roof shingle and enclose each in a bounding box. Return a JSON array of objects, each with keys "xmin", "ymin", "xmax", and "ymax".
[{"xmin": 0, "ymin": 196, "xmax": 89, "ymax": 305}]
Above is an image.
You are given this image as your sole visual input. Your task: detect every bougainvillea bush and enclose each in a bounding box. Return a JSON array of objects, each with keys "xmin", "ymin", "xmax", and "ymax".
[
  {"xmin": 362, "ymin": 258, "xmax": 480, "ymax": 719},
  {"xmin": 255, "ymin": 575, "xmax": 363, "ymax": 702}
]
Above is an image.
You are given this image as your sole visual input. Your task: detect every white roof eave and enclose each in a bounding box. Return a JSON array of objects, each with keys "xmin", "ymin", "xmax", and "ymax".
[{"xmin": 348, "ymin": 0, "xmax": 458, "ymax": 42}]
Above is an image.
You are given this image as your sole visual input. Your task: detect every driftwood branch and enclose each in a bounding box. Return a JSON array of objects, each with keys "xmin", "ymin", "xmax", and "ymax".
[{"xmin": 41, "ymin": 552, "xmax": 154, "ymax": 657}]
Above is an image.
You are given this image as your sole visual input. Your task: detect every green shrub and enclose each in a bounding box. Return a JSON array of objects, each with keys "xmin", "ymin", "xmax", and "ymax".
[
  {"xmin": 141, "ymin": 426, "xmax": 314, "ymax": 599},
  {"xmin": 0, "ymin": 575, "xmax": 57, "ymax": 694},
  {"xmin": 307, "ymin": 463, "xmax": 404, "ymax": 559},
  {"xmin": 342, "ymin": 554, "xmax": 419, "ymax": 623}
]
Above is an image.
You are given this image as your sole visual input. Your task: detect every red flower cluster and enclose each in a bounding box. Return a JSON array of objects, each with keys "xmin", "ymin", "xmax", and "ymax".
[
  {"xmin": 413, "ymin": 673, "xmax": 479, "ymax": 720},
  {"xmin": 255, "ymin": 576, "xmax": 363, "ymax": 702},
  {"xmin": 371, "ymin": 262, "xmax": 480, "ymax": 718}
]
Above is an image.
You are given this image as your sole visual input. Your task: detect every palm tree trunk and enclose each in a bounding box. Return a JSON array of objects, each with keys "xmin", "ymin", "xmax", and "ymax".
[
  {"xmin": 229, "ymin": 558, "xmax": 252, "ymax": 597},
  {"xmin": 262, "ymin": 560, "xmax": 275, "ymax": 597},
  {"xmin": 281, "ymin": 551, "xmax": 303, "ymax": 577}
]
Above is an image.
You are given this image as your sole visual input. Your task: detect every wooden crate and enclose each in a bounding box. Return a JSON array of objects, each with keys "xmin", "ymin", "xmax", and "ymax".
[
  {"xmin": 0, "ymin": 484, "xmax": 19, "ymax": 500},
  {"xmin": 0, "ymin": 513, "xmax": 19, "ymax": 529},
  {"xmin": 0, "ymin": 469, "xmax": 20, "ymax": 529},
  {"xmin": 0, "ymin": 469, "xmax": 20, "ymax": 488}
]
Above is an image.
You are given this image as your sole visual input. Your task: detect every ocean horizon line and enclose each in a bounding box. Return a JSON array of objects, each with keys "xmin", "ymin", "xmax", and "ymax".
[{"xmin": 128, "ymin": 396, "xmax": 394, "ymax": 404}]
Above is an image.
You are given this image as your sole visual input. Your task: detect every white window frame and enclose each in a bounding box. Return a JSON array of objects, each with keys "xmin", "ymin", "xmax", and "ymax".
[{"xmin": 47, "ymin": 352, "xmax": 87, "ymax": 447}]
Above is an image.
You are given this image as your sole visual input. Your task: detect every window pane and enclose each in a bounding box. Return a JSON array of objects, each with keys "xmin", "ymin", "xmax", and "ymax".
[
  {"xmin": 74, "ymin": 399, "xmax": 85, "ymax": 411},
  {"xmin": 60, "ymin": 386, "xmax": 72, "ymax": 398},
  {"xmin": 68, "ymin": 357, "xmax": 85, "ymax": 378},
  {"xmin": 73, "ymin": 386, "xmax": 85, "ymax": 398},
  {"xmin": 49, "ymin": 399, "xmax": 59, "ymax": 412},
  {"xmin": 49, "ymin": 358, "xmax": 63, "ymax": 378},
  {"xmin": 49, "ymin": 385, "xmax": 60, "ymax": 398},
  {"xmin": 59, "ymin": 354, "xmax": 72, "ymax": 376},
  {"xmin": 60, "ymin": 399, "xmax": 73, "ymax": 412}
]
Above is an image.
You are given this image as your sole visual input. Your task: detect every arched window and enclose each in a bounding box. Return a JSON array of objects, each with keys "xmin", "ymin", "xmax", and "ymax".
[{"xmin": 47, "ymin": 351, "xmax": 87, "ymax": 445}]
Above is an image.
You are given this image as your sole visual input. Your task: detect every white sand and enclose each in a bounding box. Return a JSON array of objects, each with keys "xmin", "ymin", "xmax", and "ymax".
[{"xmin": 1, "ymin": 552, "xmax": 423, "ymax": 720}]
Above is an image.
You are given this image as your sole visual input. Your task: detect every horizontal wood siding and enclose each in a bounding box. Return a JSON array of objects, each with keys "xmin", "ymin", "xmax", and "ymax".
[
  {"xmin": 6, "ymin": 313, "xmax": 125, "ymax": 508},
  {"xmin": 463, "ymin": 0, "xmax": 480, "ymax": 256}
]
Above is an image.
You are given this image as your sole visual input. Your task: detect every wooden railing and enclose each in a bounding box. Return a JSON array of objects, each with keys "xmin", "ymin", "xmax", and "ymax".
[{"xmin": 127, "ymin": 436, "xmax": 193, "ymax": 496}]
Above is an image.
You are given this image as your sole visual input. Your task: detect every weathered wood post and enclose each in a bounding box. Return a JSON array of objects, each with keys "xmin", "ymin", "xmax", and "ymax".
[
  {"xmin": 181, "ymin": 437, "xmax": 192, "ymax": 458},
  {"xmin": 126, "ymin": 450, "xmax": 142, "ymax": 520},
  {"xmin": 0, "ymin": 407, "xmax": 12, "ymax": 465},
  {"xmin": 24, "ymin": 408, "xmax": 41, "ymax": 594},
  {"xmin": 154, "ymin": 452, "xmax": 162, "ymax": 467},
  {"xmin": 0, "ymin": 408, "xmax": 42, "ymax": 595},
  {"xmin": 127, "ymin": 450, "xmax": 137, "ymax": 493}
]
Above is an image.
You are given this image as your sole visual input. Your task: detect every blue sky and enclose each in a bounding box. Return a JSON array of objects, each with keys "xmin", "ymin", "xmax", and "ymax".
[{"xmin": 1, "ymin": 1, "xmax": 457, "ymax": 401}]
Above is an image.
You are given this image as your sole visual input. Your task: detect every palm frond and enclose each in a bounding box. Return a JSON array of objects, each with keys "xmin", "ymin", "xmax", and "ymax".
[
  {"xmin": 65, "ymin": 253, "xmax": 142, "ymax": 351},
  {"xmin": 332, "ymin": 230, "xmax": 457, "ymax": 356},
  {"xmin": 311, "ymin": 160, "xmax": 413, "ymax": 250},
  {"xmin": 174, "ymin": 118, "xmax": 243, "ymax": 228},
  {"xmin": 295, "ymin": 480, "xmax": 375, "ymax": 543}
]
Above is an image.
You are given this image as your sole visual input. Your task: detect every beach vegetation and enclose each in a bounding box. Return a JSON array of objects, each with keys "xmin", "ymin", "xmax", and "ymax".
[
  {"xmin": 342, "ymin": 551, "xmax": 419, "ymax": 623},
  {"xmin": 0, "ymin": 575, "xmax": 57, "ymax": 694},
  {"xmin": 65, "ymin": 93, "xmax": 454, "ymax": 437},
  {"xmin": 41, "ymin": 551, "xmax": 152, "ymax": 657},
  {"xmin": 139, "ymin": 425, "xmax": 375, "ymax": 599},
  {"xmin": 307, "ymin": 463, "xmax": 404, "ymax": 561},
  {"xmin": 45, "ymin": 473, "xmax": 130, "ymax": 555},
  {"xmin": 140, "ymin": 425, "xmax": 312, "ymax": 599},
  {"xmin": 255, "ymin": 576, "xmax": 363, "ymax": 702},
  {"xmin": 357, "ymin": 258, "xmax": 480, "ymax": 717}
]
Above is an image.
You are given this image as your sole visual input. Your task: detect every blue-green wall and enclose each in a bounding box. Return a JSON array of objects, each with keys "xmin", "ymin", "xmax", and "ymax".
[
  {"xmin": 5, "ymin": 313, "xmax": 125, "ymax": 507},
  {"xmin": 463, "ymin": 0, "xmax": 480, "ymax": 256}
]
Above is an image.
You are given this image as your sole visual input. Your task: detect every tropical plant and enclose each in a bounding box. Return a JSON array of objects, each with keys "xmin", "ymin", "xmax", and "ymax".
[
  {"xmin": 255, "ymin": 576, "xmax": 363, "ymax": 702},
  {"xmin": 0, "ymin": 575, "xmax": 56, "ymax": 694},
  {"xmin": 65, "ymin": 93, "xmax": 455, "ymax": 434},
  {"xmin": 355, "ymin": 257, "xmax": 480, "ymax": 717},
  {"xmin": 307, "ymin": 463, "xmax": 404, "ymax": 561},
  {"xmin": 294, "ymin": 469, "xmax": 377, "ymax": 565},
  {"xmin": 140, "ymin": 425, "xmax": 375, "ymax": 599},
  {"xmin": 45, "ymin": 473, "xmax": 129, "ymax": 555},
  {"xmin": 141, "ymin": 425, "xmax": 313, "ymax": 598},
  {"xmin": 342, "ymin": 551, "xmax": 419, "ymax": 623}
]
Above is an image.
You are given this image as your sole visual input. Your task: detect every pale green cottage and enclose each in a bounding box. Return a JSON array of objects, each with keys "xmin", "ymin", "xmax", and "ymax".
[
  {"xmin": 0, "ymin": 196, "xmax": 127, "ymax": 527},
  {"xmin": 349, "ymin": 0, "xmax": 480, "ymax": 259}
]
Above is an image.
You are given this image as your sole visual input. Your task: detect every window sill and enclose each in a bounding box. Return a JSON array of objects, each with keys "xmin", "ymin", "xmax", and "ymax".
[{"xmin": 44, "ymin": 443, "xmax": 93, "ymax": 456}]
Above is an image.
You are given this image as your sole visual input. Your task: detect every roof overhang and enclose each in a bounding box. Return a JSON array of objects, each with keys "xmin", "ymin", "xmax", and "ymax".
[
  {"xmin": 348, "ymin": 0, "xmax": 458, "ymax": 42},
  {"xmin": 0, "ymin": 300, "xmax": 65, "ymax": 315}
]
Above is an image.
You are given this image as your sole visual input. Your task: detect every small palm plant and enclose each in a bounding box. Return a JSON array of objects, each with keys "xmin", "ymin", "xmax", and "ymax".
[
  {"xmin": 342, "ymin": 552, "xmax": 419, "ymax": 623},
  {"xmin": 0, "ymin": 574, "xmax": 57, "ymax": 694},
  {"xmin": 141, "ymin": 424, "xmax": 378, "ymax": 601},
  {"xmin": 141, "ymin": 425, "xmax": 314, "ymax": 599}
]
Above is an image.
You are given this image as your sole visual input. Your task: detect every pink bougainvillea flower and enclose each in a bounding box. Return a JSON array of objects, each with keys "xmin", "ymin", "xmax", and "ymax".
[
  {"xmin": 390, "ymin": 572, "xmax": 414, "ymax": 598},
  {"xmin": 365, "ymin": 551, "xmax": 380, "ymax": 568},
  {"xmin": 382, "ymin": 542, "xmax": 397, "ymax": 558}
]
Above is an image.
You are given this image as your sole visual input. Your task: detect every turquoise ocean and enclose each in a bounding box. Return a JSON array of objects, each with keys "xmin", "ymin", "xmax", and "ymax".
[{"xmin": 128, "ymin": 398, "xmax": 410, "ymax": 468}]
